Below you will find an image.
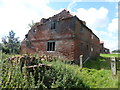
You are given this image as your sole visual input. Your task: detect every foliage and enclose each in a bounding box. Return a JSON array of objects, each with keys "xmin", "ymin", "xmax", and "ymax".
[
  {"xmin": 84, "ymin": 55, "xmax": 119, "ymax": 88},
  {"xmin": 44, "ymin": 60, "xmax": 88, "ymax": 88},
  {"xmin": 84, "ymin": 56, "xmax": 111, "ymax": 70},
  {"xmin": 0, "ymin": 54, "xmax": 87, "ymax": 88},
  {"xmin": 0, "ymin": 54, "xmax": 119, "ymax": 88},
  {"xmin": 28, "ymin": 20, "xmax": 35, "ymax": 28},
  {"xmin": 0, "ymin": 54, "xmax": 49, "ymax": 88},
  {"xmin": 112, "ymin": 49, "xmax": 120, "ymax": 53},
  {"xmin": 44, "ymin": 60, "xmax": 118, "ymax": 88},
  {"xmin": 2, "ymin": 30, "xmax": 20, "ymax": 54}
]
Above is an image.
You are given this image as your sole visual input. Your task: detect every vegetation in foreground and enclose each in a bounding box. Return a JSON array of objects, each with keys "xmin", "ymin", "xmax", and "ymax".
[{"xmin": 0, "ymin": 53, "xmax": 119, "ymax": 88}]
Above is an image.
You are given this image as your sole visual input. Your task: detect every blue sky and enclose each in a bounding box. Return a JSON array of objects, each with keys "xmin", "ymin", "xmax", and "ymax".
[{"xmin": 0, "ymin": 0, "xmax": 118, "ymax": 52}]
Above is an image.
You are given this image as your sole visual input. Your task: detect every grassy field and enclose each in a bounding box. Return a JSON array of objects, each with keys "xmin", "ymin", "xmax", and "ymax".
[
  {"xmin": 0, "ymin": 53, "xmax": 119, "ymax": 88},
  {"xmin": 100, "ymin": 53, "xmax": 120, "ymax": 58},
  {"xmin": 44, "ymin": 59, "xmax": 118, "ymax": 88},
  {"xmin": 85, "ymin": 54, "xmax": 119, "ymax": 88}
]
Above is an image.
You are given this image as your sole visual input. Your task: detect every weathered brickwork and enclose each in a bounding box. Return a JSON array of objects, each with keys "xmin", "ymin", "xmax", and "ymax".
[
  {"xmin": 100, "ymin": 42, "xmax": 110, "ymax": 54},
  {"xmin": 21, "ymin": 9, "xmax": 104, "ymax": 63},
  {"xmin": 73, "ymin": 16, "xmax": 100, "ymax": 63}
]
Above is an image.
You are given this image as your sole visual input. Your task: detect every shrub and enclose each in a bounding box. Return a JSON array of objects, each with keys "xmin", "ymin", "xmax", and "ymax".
[{"xmin": 0, "ymin": 54, "xmax": 118, "ymax": 88}]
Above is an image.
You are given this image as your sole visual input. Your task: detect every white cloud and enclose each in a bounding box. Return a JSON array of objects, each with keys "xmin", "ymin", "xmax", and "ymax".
[
  {"xmin": 105, "ymin": 18, "xmax": 118, "ymax": 51},
  {"xmin": 0, "ymin": 0, "xmax": 62, "ymax": 41},
  {"xmin": 99, "ymin": 31, "xmax": 118, "ymax": 52},
  {"xmin": 98, "ymin": 31, "xmax": 108, "ymax": 36},
  {"xmin": 0, "ymin": 0, "xmax": 118, "ymax": 52},
  {"xmin": 116, "ymin": 12, "xmax": 118, "ymax": 17},
  {"xmin": 67, "ymin": 0, "xmax": 78, "ymax": 11},
  {"xmin": 108, "ymin": 18, "xmax": 118, "ymax": 33},
  {"xmin": 70, "ymin": 6, "xmax": 118, "ymax": 52},
  {"xmin": 103, "ymin": 39, "xmax": 118, "ymax": 52},
  {"xmin": 72, "ymin": 7, "xmax": 109, "ymax": 29},
  {"xmin": 95, "ymin": 28, "xmax": 118, "ymax": 52}
]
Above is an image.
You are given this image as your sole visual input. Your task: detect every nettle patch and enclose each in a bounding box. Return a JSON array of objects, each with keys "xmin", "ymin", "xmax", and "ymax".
[
  {"xmin": 1, "ymin": 54, "xmax": 118, "ymax": 88},
  {"xmin": 1, "ymin": 54, "xmax": 56, "ymax": 88},
  {"xmin": 1, "ymin": 54, "xmax": 88, "ymax": 88}
]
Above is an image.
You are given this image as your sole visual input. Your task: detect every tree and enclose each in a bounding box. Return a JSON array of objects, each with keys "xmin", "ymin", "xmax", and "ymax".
[
  {"xmin": 2, "ymin": 30, "xmax": 20, "ymax": 54},
  {"xmin": 112, "ymin": 49, "xmax": 120, "ymax": 53},
  {"xmin": 2, "ymin": 36, "xmax": 10, "ymax": 54},
  {"xmin": 28, "ymin": 20, "xmax": 35, "ymax": 28}
]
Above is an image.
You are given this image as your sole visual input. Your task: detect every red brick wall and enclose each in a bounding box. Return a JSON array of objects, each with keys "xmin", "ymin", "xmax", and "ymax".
[
  {"xmin": 74, "ymin": 17, "xmax": 100, "ymax": 62},
  {"xmin": 21, "ymin": 16, "xmax": 76, "ymax": 61},
  {"xmin": 100, "ymin": 43, "xmax": 110, "ymax": 54},
  {"xmin": 21, "ymin": 10, "xmax": 100, "ymax": 63},
  {"xmin": 21, "ymin": 39, "xmax": 75, "ymax": 61}
]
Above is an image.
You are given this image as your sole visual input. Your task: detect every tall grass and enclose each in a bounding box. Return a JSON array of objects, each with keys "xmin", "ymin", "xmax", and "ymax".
[
  {"xmin": 0, "ymin": 54, "xmax": 119, "ymax": 88},
  {"xmin": 83, "ymin": 56, "xmax": 118, "ymax": 88},
  {"xmin": 0, "ymin": 54, "xmax": 48, "ymax": 88},
  {"xmin": 43, "ymin": 60, "xmax": 118, "ymax": 88},
  {"xmin": 0, "ymin": 54, "xmax": 88, "ymax": 88}
]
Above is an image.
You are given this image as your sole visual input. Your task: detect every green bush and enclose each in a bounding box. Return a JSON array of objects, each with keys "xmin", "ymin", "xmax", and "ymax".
[{"xmin": 44, "ymin": 60, "xmax": 88, "ymax": 88}]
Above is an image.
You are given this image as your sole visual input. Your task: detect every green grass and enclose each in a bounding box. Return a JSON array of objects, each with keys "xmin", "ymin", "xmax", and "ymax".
[
  {"xmin": 42, "ymin": 59, "xmax": 118, "ymax": 88},
  {"xmin": 84, "ymin": 55, "xmax": 119, "ymax": 88},
  {"xmin": 100, "ymin": 53, "xmax": 120, "ymax": 58},
  {"xmin": 84, "ymin": 56, "xmax": 111, "ymax": 70}
]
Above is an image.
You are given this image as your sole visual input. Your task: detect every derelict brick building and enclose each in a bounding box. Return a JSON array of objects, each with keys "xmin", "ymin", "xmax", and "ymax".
[
  {"xmin": 21, "ymin": 9, "xmax": 100, "ymax": 63},
  {"xmin": 100, "ymin": 42, "xmax": 110, "ymax": 54}
]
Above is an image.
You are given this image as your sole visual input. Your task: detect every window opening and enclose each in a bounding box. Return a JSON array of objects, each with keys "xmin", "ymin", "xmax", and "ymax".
[
  {"xmin": 47, "ymin": 41, "xmax": 55, "ymax": 51},
  {"xmin": 80, "ymin": 43, "xmax": 84, "ymax": 51},
  {"xmin": 51, "ymin": 22, "xmax": 56, "ymax": 30}
]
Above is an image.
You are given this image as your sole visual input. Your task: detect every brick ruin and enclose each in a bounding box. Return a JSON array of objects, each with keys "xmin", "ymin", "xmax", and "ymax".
[
  {"xmin": 100, "ymin": 42, "xmax": 110, "ymax": 54},
  {"xmin": 21, "ymin": 9, "xmax": 108, "ymax": 64}
]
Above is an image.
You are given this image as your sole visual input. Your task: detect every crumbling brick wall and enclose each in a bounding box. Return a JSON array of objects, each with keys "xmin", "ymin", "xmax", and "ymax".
[
  {"xmin": 21, "ymin": 9, "xmax": 101, "ymax": 63},
  {"xmin": 21, "ymin": 12, "xmax": 76, "ymax": 61},
  {"xmin": 100, "ymin": 42, "xmax": 110, "ymax": 54},
  {"xmin": 73, "ymin": 16, "xmax": 100, "ymax": 63}
]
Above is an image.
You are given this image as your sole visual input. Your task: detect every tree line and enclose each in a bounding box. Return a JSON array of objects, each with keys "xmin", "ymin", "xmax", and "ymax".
[
  {"xmin": 0, "ymin": 30, "xmax": 20, "ymax": 54},
  {"xmin": 112, "ymin": 49, "xmax": 120, "ymax": 53},
  {"xmin": 0, "ymin": 21, "xmax": 36, "ymax": 54}
]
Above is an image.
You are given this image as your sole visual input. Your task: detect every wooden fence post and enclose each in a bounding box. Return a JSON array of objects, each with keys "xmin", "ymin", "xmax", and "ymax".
[
  {"xmin": 110, "ymin": 57, "xmax": 117, "ymax": 75},
  {"xmin": 80, "ymin": 55, "xmax": 83, "ymax": 68}
]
